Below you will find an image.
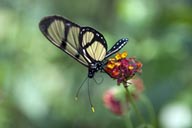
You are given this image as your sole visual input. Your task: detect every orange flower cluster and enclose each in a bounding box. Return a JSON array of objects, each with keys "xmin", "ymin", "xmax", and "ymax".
[{"xmin": 104, "ymin": 52, "xmax": 142, "ymax": 85}]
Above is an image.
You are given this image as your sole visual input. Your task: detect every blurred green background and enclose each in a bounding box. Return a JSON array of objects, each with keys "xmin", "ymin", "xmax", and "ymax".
[{"xmin": 0, "ymin": 0, "xmax": 192, "ymax": 128}]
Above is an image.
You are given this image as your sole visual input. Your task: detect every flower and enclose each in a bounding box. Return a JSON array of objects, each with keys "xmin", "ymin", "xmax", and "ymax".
[
  {"xmin": 103, "ymin": 77, "xmax": 144, "ymax": 116},
  {"xmin": 104, "ymin": 52, "xmax": 143, "ymax": 85},
  {"xmin": 103, "ymin": 87, "xmax": 124, "ymax": 115},
  {"xmin": 128, "ymin": 78, "xmax": 144, "ymax": 99}
]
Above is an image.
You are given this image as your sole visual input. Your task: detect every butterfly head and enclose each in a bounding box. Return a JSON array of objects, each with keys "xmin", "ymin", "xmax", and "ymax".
[{"xmin": 88, "ymin": 61, "xmax": 104, "ymax": 78}]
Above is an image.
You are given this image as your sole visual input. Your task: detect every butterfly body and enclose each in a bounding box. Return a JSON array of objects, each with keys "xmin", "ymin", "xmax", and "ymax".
[{"xmin": 39, "ymin": 15, "xmax": 128, "ymax": 78}]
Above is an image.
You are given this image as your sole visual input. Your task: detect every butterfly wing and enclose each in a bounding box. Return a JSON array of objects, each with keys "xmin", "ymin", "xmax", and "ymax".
[
  {"xmin": 79, "ymin": 27, "xmax": 108, "ymax": 64},
  {"xmin": 39, "ymin": 15, "xmax": 88, "ymax": 66},
  {"xmin": 105, "ymin": 38, "xmax": 128, "ymax": 58}
]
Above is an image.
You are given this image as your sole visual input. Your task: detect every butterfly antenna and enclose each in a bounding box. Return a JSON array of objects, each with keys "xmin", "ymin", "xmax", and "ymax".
[
  {"xmin": 75, "ymin": 77, "xmax": 88, "ymax": 101},
  {"xmin": 88, "ymin": 79, "xmax": 95, "ymax": 112}
]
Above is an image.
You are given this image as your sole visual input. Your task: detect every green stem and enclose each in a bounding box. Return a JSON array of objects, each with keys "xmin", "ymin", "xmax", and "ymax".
[
  {"xmin": 123, "ymin": 113, "xmax": 133, "ymax": 128},
  {"xmin": 140, "ymin": 95, "xmax": 157, "ymax": 127},
  {"xmin": 124, "ymin": 85, "xmax": 145, "ymax": 124}
]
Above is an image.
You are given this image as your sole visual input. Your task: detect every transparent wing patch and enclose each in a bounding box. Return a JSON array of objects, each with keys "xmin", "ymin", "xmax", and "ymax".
[{"xmin": 39, "ymin": 15, "xmax": 88, "ymax": 66}]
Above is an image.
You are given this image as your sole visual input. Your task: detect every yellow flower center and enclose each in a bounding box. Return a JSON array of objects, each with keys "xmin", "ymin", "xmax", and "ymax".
[
  {"xmin": 121, "ymin": 51, "xmax": 128, "ymax": 58},
  {"xmin": 107, "ymin": 63, "xmax": 115, "ymax": 69},
  {"xmin": 108, "ymin": 58, "xmax": 115, "ymax": 62},
  {"xmin": 115, "ymin": 62, "xmax": 121, "ymax": 66},
  {"xmin": 128, "ymin": 65, "xmax": 134, "ymax": 70},
  {"xmin": 115, "ymin": 52, "xmax": 128, "ymax": 60},
  {"xmin": 115, "ymin": 53, "xmax": 121, "ymax": 60}
]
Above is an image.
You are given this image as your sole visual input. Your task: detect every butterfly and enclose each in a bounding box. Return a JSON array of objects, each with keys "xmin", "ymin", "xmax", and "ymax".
[
  {"xmin": 39, "ymin": 15, "xmax": 128, "ymax": 111},
  {"xmin": 39, "ymin": 15, "xmax": 128, "ymax": 78}
]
